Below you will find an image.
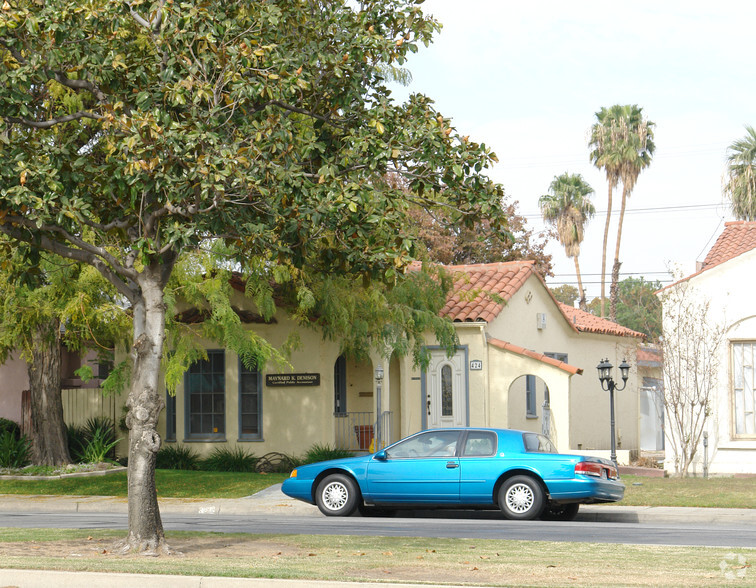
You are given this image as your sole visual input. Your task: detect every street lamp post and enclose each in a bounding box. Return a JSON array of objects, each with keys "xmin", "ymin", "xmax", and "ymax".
[
  {"xmin": 596, "ymin": 358, "xmax": 630, "ymax": 466},
  {"xmin": 375, "ymin": 364, "xmax": 384, "ymax": 451}
]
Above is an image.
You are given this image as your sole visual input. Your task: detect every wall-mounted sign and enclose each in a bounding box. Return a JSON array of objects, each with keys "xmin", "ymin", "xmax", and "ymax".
[
  {"xmin": 266, "ymin": 373, "xmax": 321, "ymax": 387},
  {"xmin": 470, "ymin": 360, "xmax": 483, "ymax": 371}
]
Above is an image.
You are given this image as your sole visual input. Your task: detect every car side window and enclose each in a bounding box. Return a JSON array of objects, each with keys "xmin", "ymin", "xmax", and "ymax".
[
  {"xmin": 522, "ymin": 432, "xmax": 557, "ymax": 453},
  {"xmin": 386, "ymin": 430, "xmax": 460, "ymax": 458},
  {"xmin": 462, "ymin": 431, "xmax": 496, "ymax": 457}
]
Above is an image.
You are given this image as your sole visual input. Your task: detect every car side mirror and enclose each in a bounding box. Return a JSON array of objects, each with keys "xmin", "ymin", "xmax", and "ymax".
[{"xmin": 374, "ymin": 449, "xmax": 388, "ymax": 461}]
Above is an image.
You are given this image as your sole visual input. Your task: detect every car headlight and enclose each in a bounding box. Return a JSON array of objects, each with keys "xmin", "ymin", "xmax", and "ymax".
[{"xmin": 289, "ymin": 469, "xmax": 297, "ymax": 478}]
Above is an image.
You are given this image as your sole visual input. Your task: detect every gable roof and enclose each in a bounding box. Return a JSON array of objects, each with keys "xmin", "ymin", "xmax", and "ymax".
[
  {"xmin": 557, "ymin": 302, "xmax": 645, "ymax": 339},
  {"xmin": 417, "ymin": 260, "xmax": 644, "ymax": 339},
  {"xmin": 700, "ymin": 221, "xmax": 756, "ymax": 270},
  {"xmin": 438, "ymin": 261, "xmax": 538, "ymax": 323},
  {"xmin": 659, "ymin": 221, "xmax": 756, "ymax": 293}
]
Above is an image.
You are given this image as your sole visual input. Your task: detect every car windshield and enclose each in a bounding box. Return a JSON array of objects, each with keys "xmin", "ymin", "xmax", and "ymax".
[{"xmin": 522, "ymin": 432, "xmax": 558, "ymax": 453}]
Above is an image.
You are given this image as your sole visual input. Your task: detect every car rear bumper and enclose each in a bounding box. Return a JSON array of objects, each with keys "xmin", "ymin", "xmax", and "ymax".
[{"xmin": 546, "ymin": 476, "xmax": 625, "ymax": 503}]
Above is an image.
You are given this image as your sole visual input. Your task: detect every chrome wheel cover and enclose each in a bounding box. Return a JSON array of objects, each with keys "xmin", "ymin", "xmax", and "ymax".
[
  {"xmin": 505, "ymin": 483, "xmax": 534, "ymax": 513},
  {"xmin": 322, "ymin": 481, "xmax": 349, "ymax": 511}
]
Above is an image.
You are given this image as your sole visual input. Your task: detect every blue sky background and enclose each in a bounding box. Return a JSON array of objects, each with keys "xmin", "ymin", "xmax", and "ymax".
[{"xmin": 390, "ymin": 1, "xmax": 754, "ymax": 295}]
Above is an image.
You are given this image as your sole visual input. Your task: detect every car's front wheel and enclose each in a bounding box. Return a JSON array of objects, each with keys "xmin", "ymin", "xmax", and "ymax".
[
  {"xmin": 315, "ymin": 473, "xmax": 360, "ymax": 516},
  {"xmin": 498, "ymin": 475, "xmax": 544, "ymax": 520}
]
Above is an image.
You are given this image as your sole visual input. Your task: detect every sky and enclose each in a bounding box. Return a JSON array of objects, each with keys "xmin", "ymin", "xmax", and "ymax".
[{"xmin": 390, "ymin": 0, "xmax": 755, "ymax": 296}]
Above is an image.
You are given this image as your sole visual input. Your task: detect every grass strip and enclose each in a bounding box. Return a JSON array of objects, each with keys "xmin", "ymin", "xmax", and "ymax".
[
  {"xmin": 0, "ymin": 470, "xmax": 288, "ymax": 499},
  {"xmin": 0, "ymin": 529, "xmax": 752, "ymax": 587}
]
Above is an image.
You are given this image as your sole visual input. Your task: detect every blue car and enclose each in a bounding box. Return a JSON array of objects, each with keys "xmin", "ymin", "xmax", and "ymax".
[{"xmin": 282, "ymin": 428, "xmax": 624, "ymax": 521}]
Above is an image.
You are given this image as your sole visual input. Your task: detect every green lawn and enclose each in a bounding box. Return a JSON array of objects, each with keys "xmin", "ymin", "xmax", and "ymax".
[
  {"xmin": 0, "ymin": 470, "xmax": 753, "ymax": 508},
  {"xmin": 0, "ymin": 470, "xmax": 288, "ymax": 499},
  {"xmin": 618, "ymin": 474, "xmax": 756, "ymax": 508}
]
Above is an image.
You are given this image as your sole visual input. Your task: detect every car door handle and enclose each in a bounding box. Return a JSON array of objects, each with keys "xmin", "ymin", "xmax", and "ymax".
[{"xmin": 446, "ymin": 461, "xmax": 459, "ymax": 469}]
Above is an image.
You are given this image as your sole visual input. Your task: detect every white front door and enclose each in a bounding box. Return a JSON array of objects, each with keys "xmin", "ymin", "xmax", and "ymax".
[{"xmin": 426, "ymin": 349, "xmax": 467, "ymax": 428}]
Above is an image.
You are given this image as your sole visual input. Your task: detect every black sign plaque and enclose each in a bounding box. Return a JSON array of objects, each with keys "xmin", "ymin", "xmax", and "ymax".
[{"xmin": 265, "ymin": 373, "xmax": 321, "ymax": 387}]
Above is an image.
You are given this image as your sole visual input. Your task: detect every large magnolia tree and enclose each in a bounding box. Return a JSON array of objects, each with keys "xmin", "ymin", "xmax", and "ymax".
[{"xmin": 0, "ymin": 1, "xmax": 506, "ymax": 553}]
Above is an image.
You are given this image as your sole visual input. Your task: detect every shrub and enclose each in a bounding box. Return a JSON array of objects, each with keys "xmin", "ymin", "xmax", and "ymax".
[
  {"xmin": 66, "ymin": 424, "xmax": 88, "ymax": 462},
  {"xmin": 79, "ymin": 424, "xmax": 121, "ymax": 463},
  {"xmin": 200, "ymin": 446, "xmax": 257, "ymax": 472},
  {"xmin": 255, "ymin": 451, "xmax": 301, "ymax": 473},
  {"xmin": 156, "ymin": 444, "xmax": 201, "ymax": 470},
  {"xmin": 302, "ymin": 443, "xmax": 354, "ymax": 465},
  {"xmin": 0, "ymin": 417, "xmax": 21, "ymax": 440},
  {"xmin": 67, "ymin": 418, "xmax": 119, "ymax": 463},
  {"xmin": 0, "ymin": 430, "xmax": 31, "ymax": 468}
]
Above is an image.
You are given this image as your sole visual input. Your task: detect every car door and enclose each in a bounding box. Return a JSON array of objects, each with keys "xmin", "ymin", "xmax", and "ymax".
[
  {"xmin": 365, "ymin": 430, "xmax": 461, "ymax": 504},
  {"xmin": 458, "ymin": 430, "xmax": 499, "ymax": 505}
]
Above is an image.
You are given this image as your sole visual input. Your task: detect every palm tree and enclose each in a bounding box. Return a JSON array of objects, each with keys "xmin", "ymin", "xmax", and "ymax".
[
  {"xmin": 724, "ymin": 126, "xmax": 756, "ymax": 220},
  {"xmin": 589, "ymin": 105, "xmax": 655, "ymax": 320},
  {"xmin": 539, "ymin": 173, "xmax": 595, "ymax": 310}
]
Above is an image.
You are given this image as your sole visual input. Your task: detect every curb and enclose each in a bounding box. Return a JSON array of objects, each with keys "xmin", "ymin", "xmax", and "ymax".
[{"xmin": 1, "ymin": 488, "xmax": 755, "ymax": 525}]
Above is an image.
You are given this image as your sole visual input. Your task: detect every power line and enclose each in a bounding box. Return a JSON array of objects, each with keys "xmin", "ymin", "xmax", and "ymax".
[{"xmin": 522, "ymin": 202, "xmax": 724, "ymax": 221}]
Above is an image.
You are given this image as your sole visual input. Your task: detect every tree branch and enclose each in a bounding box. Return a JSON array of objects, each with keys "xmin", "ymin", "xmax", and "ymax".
[
  {"xmin": 0, "ymin": 222, "xmax": 137, "ymax": 304},
  {"xmin": 5, "ymin": 111, "xmax": 103, "ymax": 129}
]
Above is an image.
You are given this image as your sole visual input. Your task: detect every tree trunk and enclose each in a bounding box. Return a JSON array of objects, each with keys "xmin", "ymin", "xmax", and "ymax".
[
  {"xmin": 609, "ymin": 185, "xmax": 629, "ymax": 322},
  {"xmin": 574, "ymin": 255, "xmax": 587, "ymax": 311},
  {"xmin": 115, "ymin": 266, "xmax": 171, "ymax": 555},
  {"xmin": 600, "ymin": 183, "xmax": 613, "ymax": 318},
  {"xmin": 27, "ymin": 319, "xmax": 71, "ymax": 466}
]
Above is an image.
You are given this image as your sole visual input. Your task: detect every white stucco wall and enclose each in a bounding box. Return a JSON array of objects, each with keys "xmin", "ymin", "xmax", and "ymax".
[{"xmin": 662, "ymin": 249, "xmax": 756, "ymax": 475}]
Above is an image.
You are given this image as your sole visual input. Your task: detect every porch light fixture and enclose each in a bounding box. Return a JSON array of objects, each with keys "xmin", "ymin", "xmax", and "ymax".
[{"xmin": 596, "ymin": 358, "xmax": 630, "ymax": 466}]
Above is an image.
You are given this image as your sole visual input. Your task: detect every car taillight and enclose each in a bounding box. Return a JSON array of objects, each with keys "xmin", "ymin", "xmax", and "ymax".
[{"xmin": 575, "ymin": 461, "xmax": 617, "ymax": 479}]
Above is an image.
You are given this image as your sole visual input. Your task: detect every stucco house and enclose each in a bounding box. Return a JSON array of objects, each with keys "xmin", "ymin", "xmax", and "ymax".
[
  {"xmin": 154, "ymin": 260, "xmax": 645, "ymax": 461},
  {"xmin": 1, "ymin": 260, "xmax": 647, "ymax": 463},
  {"xmin": 659, "ymin": 221, "xmax": 756, "ymax": 475}
]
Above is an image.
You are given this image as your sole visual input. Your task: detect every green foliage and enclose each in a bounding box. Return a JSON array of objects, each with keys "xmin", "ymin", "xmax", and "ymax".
[
  {"xmin": 200, "ymin": 447, "xmax": 257, "ymax": 473},
  {"xmin": 724, "ymin": 125, "xmax": 756, "ymax": 220},
  {"xmin": 0, "ymin": 431, "xmax": 31, "ymax": 468},
  {"xmin": 0, "ymin": 418, "xmax": 21, "ymax": 440},
  {"xmin": 302, "ymin": 443, "xmax": 355, "ymax": 465},
  {"xmin": 551, "ymin": 285, "xmax": 579, "ymax": 306},
  {"xmin": 155, "ymin": 444, "xmax": 201, "ymax": 471},
  {"xmin": 615, "ymin": 277, "xmax": 663, "ymax": 341},
  {"xmin": 79, "ymin": 426, "xmax": 121, "ymax": 464},
  {"xmin": 68, "ymin": 418, "xmax": 119, "ymax": 463}
]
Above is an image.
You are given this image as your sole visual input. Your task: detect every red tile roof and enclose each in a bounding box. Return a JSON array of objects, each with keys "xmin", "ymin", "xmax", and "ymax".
[
  {"xmin": 556, "ymin": 302, "xmax": 645, "ymax": 339},
  {"xmin": 658, "ymin": 221, "xmax": 756, "ymax": 293},
  {"xmin": 438, "ymin": 261, "xmax": 537, "ymax": 323},
  {"xmin": 637, "ymin": 345, "xmax": 662, "ymax": 367},
  {"xmin": 417, "ymin": 260, "xmax": 643, "ymax": 339},
  {"xmin": 700, "ymin": 221, "xmax": 756, "ymax": 270},
  {"xmin": 488, "ymin": 338, "xmax": 583, "ymax": 375}
]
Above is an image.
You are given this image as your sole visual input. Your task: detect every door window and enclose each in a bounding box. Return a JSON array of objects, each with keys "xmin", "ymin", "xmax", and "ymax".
[{"xmin": 387, "ymin": 430, "xmax": 461, "ymax": 458}]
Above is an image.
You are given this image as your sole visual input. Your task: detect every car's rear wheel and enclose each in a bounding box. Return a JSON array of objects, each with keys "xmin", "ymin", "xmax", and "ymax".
[
  {"xmin": 498, "ymin": 475, "xmax": 544, "ymax": 520},
  {"xmin": 315, "ymin": 473, "xmax": 360, "ymax": 516},
  {"xmin": 539, "ymin": 502, "xmax": 580, "ymax": 521}
]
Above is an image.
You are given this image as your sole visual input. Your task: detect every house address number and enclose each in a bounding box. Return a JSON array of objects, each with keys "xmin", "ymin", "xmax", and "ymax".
[{"xmin": 470, "ymin": 360, "xmax": 483, "ymax": 371}]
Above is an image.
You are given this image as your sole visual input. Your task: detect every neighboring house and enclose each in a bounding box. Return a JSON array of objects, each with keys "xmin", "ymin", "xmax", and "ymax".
[
  {"xmin": 659, "ymin": 221, "xmax": 756, "ymax": 475},
  {"xmin": 637, "ymin": 345, "xmax": 664, "ymax": 452},
  {"xmin": 0, "ymin": 349, "xmax": 115, "ymax": 433},
  {"xmin": 1, "ymin": 260, "xmax": 647, "ymax": 463}
]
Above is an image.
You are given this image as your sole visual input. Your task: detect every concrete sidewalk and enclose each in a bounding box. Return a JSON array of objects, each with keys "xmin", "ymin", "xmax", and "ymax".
[{"xmin": 2, "ymin": 483, "xmax": 755, "ymax": 525}]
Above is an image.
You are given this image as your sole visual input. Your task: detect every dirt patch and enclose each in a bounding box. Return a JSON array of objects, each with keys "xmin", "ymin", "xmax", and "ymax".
[{"xmin": 0, "ymin": 536, "xmax": 302, "ymax": 559}]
